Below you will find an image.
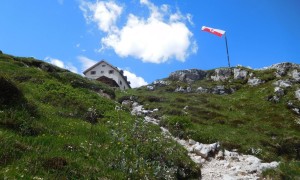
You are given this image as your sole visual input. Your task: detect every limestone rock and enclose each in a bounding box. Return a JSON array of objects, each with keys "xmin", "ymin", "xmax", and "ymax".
[
  {"xmin": 175, "ymin": 86, "xmax": 186, "ymax": 93},
  {"xmin": 259, "ymin": 162, "xmax": 279, "ymax": 171},
  {"xmin": 193, "ymin": 142, "xmax": 220, "ymax": 158},
  {"xmin": 186, "ymin": 86, "xmax": 192, "ymax": 93},
  {"xmin": 268, "ymin": 95, "xmax": 280, "ymax": 103},
  {"xmin": 174, "ymin": 86, "xmax": 192, "ymax": 93},
  {"xmin": 274, "ymin": 87, "xmax": 285, "ymax": 96},
  {"xmin": 153, "ymin": 80, "xmax": 170, "ymax": 87},
  {"xmin": 169, "ymin": 69, "xmax": 207, "ymax": 82},
  {"xmin": 131, "ymin": 102, "xmax": 143, "ymax": 116},
  {"xmin": 273, "ymin": 80, "xmax": 292, "ymax": 88},
  {"xmin": 211, "ymin": 85, "xmax": 231, "ymax": 95},
  {"xmin": 268, "ymin": 62, "xmax": 300, "ymax": 77},
  {"xmin": 147, "ymin": 85, "xmax": 154, "ymax": 90},
  {"xmin": 233, "ymin": 68, "xmax": 248, "ymax": 80},
  {"xmin": 211, "ymin": 68, "xmax": 232, "ymax": 81},
  {"xmin": 196, "ymin": 87, "xmax": 208, "ymax": 93},
  {"xmin": 248, "ymin": 78, "xmax": 264, "ymax": 86},
  {"xmin": 121, "ymin": 100, "xmax": 132, "ymax": 108},
  {"xmin": 290, "ymin": 69, "xmax": 300, "ymax": 82},
  {"xmin": 188, "ymin": 139, "xmax": 196, "ymax": 145}
]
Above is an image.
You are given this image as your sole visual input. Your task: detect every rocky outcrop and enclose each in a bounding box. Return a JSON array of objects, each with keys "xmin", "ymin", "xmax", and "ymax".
[
  {"xmin": 248, "ymin": 78, "xmax": 264, "ymax": 86},
  {"xmin": 211, "ymin": 85, "xmax": 231, "ymax": 95},
  {"xmin": 233, "ymin": 68, "xmax": 248, "ymax": 80},
  {"xmin": 175, "ymin": 86, "xmax": 192, "ymax": 93},
  {"xmin": 267, "ymin": 62, "xmax": 300, "ymax": 77},
  {"xmin": 196, "ymin": 87, "xmax": 209, "ymax": 93},
  {"xmin": 273, "ymin": 80, "xmax": 292, "ymax": 88},
  {"xmin": 146, "ymin": 85, "xmax": 154, "ymax": 90},
  {"xmin": 211, "ymin": 68, "xmax": 232, "ymax": 82},
  {"xmin": 274, "ymin": 87, "xmax": 285, "ymax": 96},
  {"xmin": 169, "ymin": 69, "xmax": 207, "ymax": 83},
  {"xmin": 290, "ymin": 69, "xmax": 300, "ymax": 82},
  {"xmin": 153, "ymin": 80, "xmax": 170, "ymax": 86}
]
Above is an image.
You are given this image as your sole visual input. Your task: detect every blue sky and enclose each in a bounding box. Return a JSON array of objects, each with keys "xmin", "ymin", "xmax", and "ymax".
[{"xmin": 1, "ymin": 0, "xmax": 299, "ymax": 87}]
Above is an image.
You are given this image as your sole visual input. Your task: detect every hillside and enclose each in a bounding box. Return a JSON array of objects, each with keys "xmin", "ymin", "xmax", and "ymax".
[
  {"xmin": 119, "ymin": 63, "xmax": 300, "ymax": 178},
  {"xmin": 1, "ymin": 51, "xmax": 299, "ymax": 179},
  {"xmin": 0, "ymin": 52, "xmax": 200, "ymax": 179}
]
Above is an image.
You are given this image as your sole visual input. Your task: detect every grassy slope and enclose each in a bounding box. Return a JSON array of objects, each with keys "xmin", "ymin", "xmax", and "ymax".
[
  {"xmin": 0, "ymin": 53, "xmax": 200, "ymax": 179},
  {"xmin": 119, "ymin": 67, "xmax": 300, "ymax": 178}
]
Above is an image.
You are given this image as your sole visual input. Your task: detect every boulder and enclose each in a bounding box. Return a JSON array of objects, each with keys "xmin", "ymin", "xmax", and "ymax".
[
  {"xmin": 273, "ymin": 80, "xmax": 292, "ymax": 88},
  {"xmin": 196, "ymin": 87, "xmax": 208, "ymax": 93},
  {"xmin": 147, "ymin": 85, "xmax": 154, "ymax": 90},
  {"xmin": 248, "ymin": 78, "xmax": 264, "ymax": 86},
  {"xmin": 188, "ymin": 139, "xmax": 196, "ymax": 145},
  {"xmin": 211, "ymin": 85, "xmax": 231, "ymax": 95},
  {"xmin": 211, "ymin": 68, "xmax": 232, "ymax": 81},
  {"xmin": 121, "ymin": 100, "xmax": 132, "ymax": 107},
  {"xmin": 274, "ymin": 87, "xmax": 285, "ymax": 96},
  {"xmin": 186, "ymin": 87, "xmax": 192, "ymax": 93},
  {"xmin": 259, "ymin": 162, "xmax": 279, "ymax": 172},
  {"xmin": 153, "ymin": 80, "xmax": 170, "ymax": 87},
  {"xmin": 290, "ymin": 69, "xmax": 300, "ymax": 82},
  {"xmin": 268, "ymin": 95, "xmax": 280, "ymax": 103},
  {"xmin": 233, "ymin": 68, "xmax": 248, "ymax": 80},
  {"xmin": 175, "ymin": 86, "xmax": 186, "ymax": 93},
  {"xmin": 193, "ymin": 142, "xmax": 219, "ymax": 158},
  {"xmin": 169, "ymin": 69, "xmax": 207, "ymax": 82},
  {"xmin": 131, "ymin": 102, "xmax": 143, "ymax": 116}
]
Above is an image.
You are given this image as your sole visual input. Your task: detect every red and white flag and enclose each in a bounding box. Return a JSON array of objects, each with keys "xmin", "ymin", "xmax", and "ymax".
[{"xmin": 202, "ymin": 26, "xmax": 225, "ymax": 37}]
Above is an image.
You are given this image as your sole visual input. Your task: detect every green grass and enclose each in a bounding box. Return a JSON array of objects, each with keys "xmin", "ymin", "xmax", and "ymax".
[{"xmin": 0, "ymin": 53, "xmax": 200, "ymax": 179}]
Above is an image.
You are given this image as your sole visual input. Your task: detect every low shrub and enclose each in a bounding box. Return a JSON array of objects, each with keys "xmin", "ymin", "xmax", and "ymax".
[
  {"xmin": 160, "ymin": 116, "xmax": 192, "ymax": 138},
  {"xmin": 0, "ymin": 76, "xmax": 25, "ymax": 106},
  {"xmin": 146, "ymin": 95, "xmax": 163, "ymax": 102},
  {"xmin": 43, "ymin": 157, "xmax": 68, "ymax": 170},
  {"xmin": 0, "ymin": 139, "xmax": 29, "ymax": 166}
]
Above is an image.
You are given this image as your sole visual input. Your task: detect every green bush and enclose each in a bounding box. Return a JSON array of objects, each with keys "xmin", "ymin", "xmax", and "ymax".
[
  {"xmin": 160, "ymin": 116, "xmax": 192, "ymax": 138},
  {"xmin": 0, "ymin": 76, "xmax": 25, "ymax": 106}
]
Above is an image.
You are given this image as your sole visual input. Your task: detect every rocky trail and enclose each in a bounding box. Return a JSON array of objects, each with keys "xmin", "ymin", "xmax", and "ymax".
[{"xmin": 126, "ymin": 101, "xmax": 279, "ymax": 180}]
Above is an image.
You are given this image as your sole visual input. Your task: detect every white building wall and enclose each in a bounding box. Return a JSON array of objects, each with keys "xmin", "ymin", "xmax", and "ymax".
[{"xmin": 85, "ymin": 61, "xmax": 130, "ymax": 90}]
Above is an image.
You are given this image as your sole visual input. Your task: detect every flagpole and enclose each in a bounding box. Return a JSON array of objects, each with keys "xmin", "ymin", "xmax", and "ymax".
[{"xmin": 224, "ymin": 34, "xmax": 231, "ymax": 68}]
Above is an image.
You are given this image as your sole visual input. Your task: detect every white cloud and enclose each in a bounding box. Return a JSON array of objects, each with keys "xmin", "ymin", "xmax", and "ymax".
[
  {"xmin": 80, "ymin": 0, "xmax": 123, "ymax": 32},
  {"xmin": 66, "ymin": 63, "xmax": 79, "ymax": 74},
  {"xmin": 123, "ymin": 70, "xmax": 148, "ymax": 88},
  {"xmin": 77, "ymin": 55, "xmax": 97, "ymax": 71},
  {"xmin": 46, "ymin": 57, "xmax": 64, "ymax": 68},
  {"xmin": 45, "ymin": 57, "xmax": 78, "ymax": 73},
  {"xmin": 80, "ymin": 0, "xmax": 197, "ymax": 64}
]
